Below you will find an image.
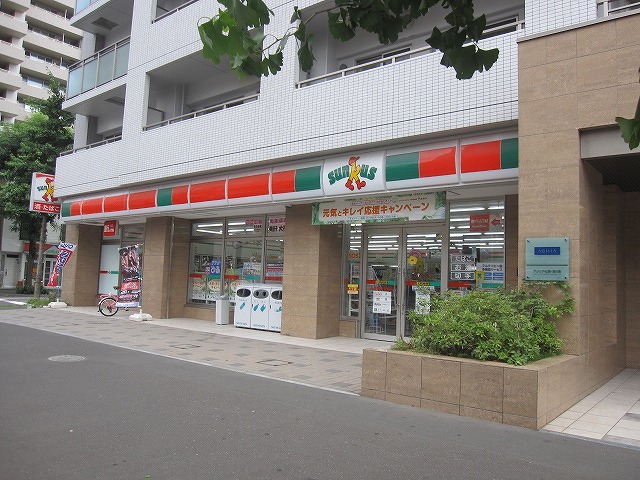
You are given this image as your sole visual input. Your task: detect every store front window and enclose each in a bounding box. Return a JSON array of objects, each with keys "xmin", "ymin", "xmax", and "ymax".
[
  {"xmin": 340, "ymin": 197, "xmax": 506, "ymax": 338},
  {"xmin": 99, "ymin": 224, "xmax": 145, "ymax": 295},
  {"xmin": 189, "ymin": 215, "xmax": 285, "ymax": 304},
  {"xmin": 448, "ymin": 199, "xmax": 505, "ymax": 293}
]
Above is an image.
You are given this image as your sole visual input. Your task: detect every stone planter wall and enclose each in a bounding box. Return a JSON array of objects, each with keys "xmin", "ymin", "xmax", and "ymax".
[{"xmin": 362, "ymin": 346, "xmax": 622, "ymax": 429}]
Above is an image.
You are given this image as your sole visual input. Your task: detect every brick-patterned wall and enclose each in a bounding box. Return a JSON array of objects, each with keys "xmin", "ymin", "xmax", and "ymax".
[
  {"xmin": 61, "ymin": 224, "xmax": 102, "ymax": 306},
  {"xmin": 519, "ymin": 14, "xmax": 639, "ymax": 373},
  {"xmin": 626, "ymin": 192, "xmax": 640, "ymax": 368}
]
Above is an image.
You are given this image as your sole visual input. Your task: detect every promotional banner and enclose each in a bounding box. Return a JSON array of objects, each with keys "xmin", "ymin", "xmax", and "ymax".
[
  {"xmin": 47, "ymin": 243, "xmax": 76, "ymax": 287},
  {"xmin": 117, "ymin": 245, "xmax": 142, "ymax": 308},
  {"xmin": 30, "ymin": 172, "xmax": 61, "ymax": 214},
  {"xmin": 311, "ymin": 192, "xmax": 446, "ymax": 225}
]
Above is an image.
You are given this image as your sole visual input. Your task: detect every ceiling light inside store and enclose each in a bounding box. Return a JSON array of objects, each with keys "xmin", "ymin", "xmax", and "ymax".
[
  {"xmin": 450, "ymin": 207, "xmax": 486, "ymax": 212},
  {"xmin": 197, "ymin": 223, "xmax": 223, "ymax": 228}
]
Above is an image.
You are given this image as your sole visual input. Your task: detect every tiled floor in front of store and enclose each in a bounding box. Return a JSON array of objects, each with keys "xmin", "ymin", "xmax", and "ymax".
[{"xmin": 542, "ymin": 369, "xmax": 640, "ymax": 448}]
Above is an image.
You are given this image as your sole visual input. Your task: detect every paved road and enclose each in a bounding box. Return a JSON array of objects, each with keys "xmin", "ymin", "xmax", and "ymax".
[{"xmin": 2, "ymin": 323, "xmax": 640, "ymax": 480}]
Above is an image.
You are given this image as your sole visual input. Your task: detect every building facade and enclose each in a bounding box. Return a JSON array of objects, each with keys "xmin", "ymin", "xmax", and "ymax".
[
  {"xmin": 55, "ymin": 0, "xmax": 640, "ymax": 422},
  {"xmin": 0, "ymin": 0, "xmax": 81, "ymax": 288},
  {"xmin": 0, "ymin": 0, "xmax": 82, "ymax": 123}
]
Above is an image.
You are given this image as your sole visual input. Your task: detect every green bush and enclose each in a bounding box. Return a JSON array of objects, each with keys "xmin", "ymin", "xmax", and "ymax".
[
  {"xmin": 402, "ymin": 286, "xmax": 572, "ymax": 365},
  {"xmin": 15, "ymin": 285, "xmax": 50, "ymax": 296}
]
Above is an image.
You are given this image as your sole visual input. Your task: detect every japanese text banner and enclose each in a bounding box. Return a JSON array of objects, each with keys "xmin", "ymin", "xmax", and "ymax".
[{"xmin": 311, "ymin": 192, "xmax": 446, "ymax": 225}]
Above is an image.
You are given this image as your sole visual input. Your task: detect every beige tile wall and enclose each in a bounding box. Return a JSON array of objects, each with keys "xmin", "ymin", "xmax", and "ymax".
[
  {"xmin": 518, "ymin": 14, "xmax": 639, "ymax": 384},
  {"xmin": 282, "ymin": 204, "xmax": 343, "ymax": 339},
  {"xmin": 61, "ymin": 224, "xmax": 102, "ymax": 306}
]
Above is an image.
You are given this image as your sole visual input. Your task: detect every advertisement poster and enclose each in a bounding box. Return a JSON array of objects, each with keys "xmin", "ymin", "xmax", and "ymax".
[
  {"xmin": 372, "ymin": 290, "xmax": 392, "ymax": 314},
  {"xmin": 118, "ymin": 245, "xmax": 142, "ymax": 308},
  {"xmin": 46, "ymin": 243, "xmax": 76, "ymax": 287},
  {"xmin": 191, "ymin": 276, "xmax": 206, "ymax": 300},
  {"xmin": 476, "ymin": 262, "xmax": 505, "ymax": 289}
]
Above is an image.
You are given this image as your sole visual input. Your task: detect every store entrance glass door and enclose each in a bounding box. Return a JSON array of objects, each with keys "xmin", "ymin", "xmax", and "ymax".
[{"xmin": 362, "ymin": 226, "xmax": 444, "ymax": 340}]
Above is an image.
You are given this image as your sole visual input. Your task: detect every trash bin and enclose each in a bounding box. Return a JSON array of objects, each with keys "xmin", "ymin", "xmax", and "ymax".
[
  {"xmin": 215, "ymin": 296, "xmax": 230, "ymax": 325},
  {"xmin": 234, "ymin": 285, "xmax": 253, "ymax": 328},
  {"xmin": 250, "ymin": 286, "xmax": 270, "ymax": 330}
]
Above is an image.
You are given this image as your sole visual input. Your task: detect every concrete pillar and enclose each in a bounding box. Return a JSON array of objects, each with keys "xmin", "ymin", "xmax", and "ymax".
[
  {"xmin": 141, "ymin": 217, "xmax": 191, "ymax": 319},
  {"xmin": 282, "ymin": 204, "xmax": 342, "ymax": 339},
  {"xmin": 61, "ymin": 224, "xmax": 102, "ymax": 306}
]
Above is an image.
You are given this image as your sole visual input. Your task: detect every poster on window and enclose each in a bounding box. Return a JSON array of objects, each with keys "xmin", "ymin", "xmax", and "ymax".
[{"xmin": 117, "ymin": 245, "xmax": 142, "ymax": 308}]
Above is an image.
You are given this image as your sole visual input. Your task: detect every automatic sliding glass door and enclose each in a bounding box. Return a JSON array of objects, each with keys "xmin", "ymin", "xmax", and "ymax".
[{"xmin": 362, "ymin": 226, "xmax": 444, "ymax": 340}]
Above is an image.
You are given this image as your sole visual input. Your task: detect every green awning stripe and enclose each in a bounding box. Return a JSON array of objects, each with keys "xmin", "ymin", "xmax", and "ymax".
[
  {"xmin": 157, "ymin": 188, "xmax": 173, "ymax": 207},
  {"xmin": 386, "ymin": 152, "xmax": 420, "ymax": 181},
  {"xmin": 501, "ymin": 138, "xmax": 518, "ymax": 169},
  {"xmin": 294, "ymin": 166, "xmax": 322, "ymax": 191}
]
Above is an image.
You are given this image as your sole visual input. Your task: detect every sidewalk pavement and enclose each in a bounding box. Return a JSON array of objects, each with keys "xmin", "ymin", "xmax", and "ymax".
[
  {"xmin": 1, "ymin": 303, "xmax": 640, "ymax": 449},
  {"xmin": 0, "ymin": 305, "xmax": 385, "ymax": 395}
]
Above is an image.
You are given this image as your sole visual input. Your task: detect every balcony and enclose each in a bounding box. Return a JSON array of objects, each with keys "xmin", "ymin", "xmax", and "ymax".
[
  {"xmin": 0, "ymin": 11, "xmax": 28, "ymax": 38},
  {"xmin": 153, "ymin": 0, "xmax": 198, "ymax": 23},
  {"xmin": 0, "ymin": 39, "xmax": 25, "ymax": 64},
  {"xmin": 26, "ymin": 5, "xmax": 82, "ymax": 35},
  {"xmin": 0, "ymin": 96, "xmax": 25, "ymax": 118},
  {"xmin": 60, "ymin": 134, "xmax": 122, "ymax": 156},
  {"xmin": 23, "ymin": 31, "xmax": 81, "ymax": 60},
  {"xmin": 144, "ymin": 51, "xmax": 260, "ymax": 129},
  {"xmin": 66, "ymin": 37, "xmax": 129, "ymax": 99},
  {"xmin": 1, "ymin": 0, "xmax": 29, "ymax": 13},
  {"xmin": 297, "ymin": 0, "xmax": 524, "ymax": 88},
  {"xmin": 72, "ymin": 0, "xmax": 133, "ymax": 36},
  {"xmin": 21, "ymin": 57, "xmax": 68, "ymax": 81},
  {"xmin": 144, "ymin": 93, "xmax": 259, "ymax": 131},
  {"xmin": 597, "ymin": 0, "xmax": 640, "ymax": 16},
  {"xmin": 0, "ymin": 67, "xmax": 23, "ymax": 90}
]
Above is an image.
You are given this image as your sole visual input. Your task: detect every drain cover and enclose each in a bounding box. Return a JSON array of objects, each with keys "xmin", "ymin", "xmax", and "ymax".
[
  {"xmin": 48, "ymin": 355, "xmax": 86, "ymax": 362},
  {"xmin": 171, "ymin": 344, "xmax": 200, "ymax": 350},
  {"xmin": 257, "ymin": 359, "xmax": 292, "ymax": 367}
]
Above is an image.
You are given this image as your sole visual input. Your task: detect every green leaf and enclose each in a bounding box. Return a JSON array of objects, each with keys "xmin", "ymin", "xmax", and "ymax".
[
  {"xmin": 328, "ymin": 12, "xmax": 356, "ymax": 41},
  {"xmin": 615, "ymin": 95, "xmax": 640, "ymax": 150},
  {"xmin": 297, "ymin": 38, "xmax": 316, "ymax": 73},
  {"xmin": 616, "ymin": 116, "xmax": 640, "ymax": 150}
]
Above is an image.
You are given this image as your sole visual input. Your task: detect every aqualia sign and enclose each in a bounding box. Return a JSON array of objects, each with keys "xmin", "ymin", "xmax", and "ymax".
[{"xmin": 525, "ymin": 238, "xmax": 570, "ymax": 281}]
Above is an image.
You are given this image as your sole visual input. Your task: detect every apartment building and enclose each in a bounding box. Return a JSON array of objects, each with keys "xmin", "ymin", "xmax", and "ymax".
[
  {"xmin": 55, "ymin": 0, "xmax": 639, "ymax": 425},
  {"xmin": 0, "ymin": 0, "xmax": 82, "ymax": 123},
  {"xmin": 0, "ymin": 0, "xmax": 81, "ymax": 288}
]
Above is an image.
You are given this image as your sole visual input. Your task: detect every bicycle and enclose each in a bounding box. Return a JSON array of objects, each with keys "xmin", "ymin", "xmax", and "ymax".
[{"xmin": 98, "ymin": 286, "xmax": 128, "ymax": 316}]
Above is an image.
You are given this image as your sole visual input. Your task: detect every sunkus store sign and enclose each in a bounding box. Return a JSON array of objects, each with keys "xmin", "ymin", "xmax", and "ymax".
[{"xmin": 311, "ymin": 192, "xmax": 446, "ymax": 225}]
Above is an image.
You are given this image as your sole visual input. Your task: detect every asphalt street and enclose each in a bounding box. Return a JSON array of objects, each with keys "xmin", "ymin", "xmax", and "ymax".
[{"xmin": 1, "ymin": 322, "xmax": 640, "ymax": 480}]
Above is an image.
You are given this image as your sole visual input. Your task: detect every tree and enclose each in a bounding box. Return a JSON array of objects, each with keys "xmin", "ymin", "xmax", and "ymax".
[
  {"xmin": 198, "ymin": 0, "xmax": 499, "ymax": 80},
  {"xmin": 0, "ymin": 77, "xmax": 74, "ymax": 296}
]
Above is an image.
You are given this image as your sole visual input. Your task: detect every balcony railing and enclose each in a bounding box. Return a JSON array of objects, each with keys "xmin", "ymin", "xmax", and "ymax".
[
  {"xmin": 60, "ymin": 135, "xmax": 122, "ymax": 156},
  {"xmin": 66, "ymin": 37, "xmax": 129, "ymax": 99},
  {"xmin": 297, "ymin": 19, "xmax": 524, "ymax": 88},
  {"xmin": 597, "ymin": 0, "xmax": 640, "ymax": 16},
  {"xmin": 75, "ymin": 0, "xmax": 100, "ymax": 15},
  {"xmin": 153, "ymin": 0, "xmax": 198, "ymax": 23},
  {"xmin": 143, "ymin": 93, "xmax": 259, "ymax": 131}
]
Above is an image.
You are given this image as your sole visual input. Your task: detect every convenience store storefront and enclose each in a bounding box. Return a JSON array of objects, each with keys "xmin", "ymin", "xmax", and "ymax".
[{"xmin": 59, "ymin": 131, "xmax": 518, "ymax": 340}]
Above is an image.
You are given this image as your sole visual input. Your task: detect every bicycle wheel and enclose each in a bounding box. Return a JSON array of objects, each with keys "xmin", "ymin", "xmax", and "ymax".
[{"xmin": 98, "ymin": 296, "xmax": 118, "ymax": 316}]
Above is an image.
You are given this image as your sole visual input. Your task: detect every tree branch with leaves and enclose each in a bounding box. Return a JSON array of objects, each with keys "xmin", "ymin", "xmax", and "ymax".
[{"xmin": 199, "ymin": 0, "xmax": 499, "ymax": 80}]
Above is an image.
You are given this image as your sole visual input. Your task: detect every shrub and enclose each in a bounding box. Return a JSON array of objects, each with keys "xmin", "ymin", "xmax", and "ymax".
[
  {"xmin": 15, "ymin": 285, "xmax": 50, "ymax": 296},
  {"xmin": 403, "ymin": 286, "xmax": 572, "ymax": 365}
]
